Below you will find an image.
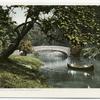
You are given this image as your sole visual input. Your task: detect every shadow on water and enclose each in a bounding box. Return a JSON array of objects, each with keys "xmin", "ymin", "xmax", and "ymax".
[{"xmin": 38, "ymin": 50, "xmax": 100, "ymax": 88}]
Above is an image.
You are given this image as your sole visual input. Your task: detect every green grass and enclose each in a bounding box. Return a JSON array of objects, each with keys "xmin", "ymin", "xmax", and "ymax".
[
  {"xmin": 9, "ymin": 55, "xmax": 44, "ymax": 70},
  {"xmin": 0, "ymin": 55, "xmax": 47, "ymax": 88}
]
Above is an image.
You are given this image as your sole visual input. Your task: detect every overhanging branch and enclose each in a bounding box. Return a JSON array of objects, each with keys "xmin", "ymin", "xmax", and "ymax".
[{"xmin": 14, "ymin": 21, "xmax": 32, "ymax": 37}]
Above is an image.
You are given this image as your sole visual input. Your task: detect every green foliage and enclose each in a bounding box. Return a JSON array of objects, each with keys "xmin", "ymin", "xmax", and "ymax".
[
  {"xmin": 26, "ymin": 6, "xmax": 100, "ymax": 57},
  {"xmin": 83, "ymin": 47, "xmax": 100, "ymax": 59},
  {"xmin": 27, "ymin": 26, "xmax": 49, "ymax": 45},
  {"xmin": 0, "ymin": 72, "xmax": 47, "ymax": 88},
  {"xmin": 0, "ymin": 6, "xmax": 17, "ymax": 50},
  {"xmin": 54, "ymin": 6, "xmax": 96, "ymax": 33},
  {"xmin": 54, "ymin": 6, "xmax": 99, "ymax": 46},
  {"xmin": 37, "ymin": 6, "xmax": 99, "ymax": 45},
  {"xmin": 0, "ymin": 6, "xmax": 100, "ymax": 58}
]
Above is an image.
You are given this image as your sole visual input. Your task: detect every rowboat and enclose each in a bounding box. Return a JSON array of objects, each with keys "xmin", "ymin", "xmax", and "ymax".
[{"xmin": 67, "ymin": 63, "xmax": 94, "ymax": 71}]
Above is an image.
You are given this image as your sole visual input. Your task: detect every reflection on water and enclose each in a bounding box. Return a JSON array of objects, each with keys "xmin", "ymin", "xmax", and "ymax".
[
  {"xmin": 37, "ymin": 50, "xmax": 67, "ymax": 62},
  {"xmin": 38, "ymin": 50, "xmax": 100, "ymax": 88}
]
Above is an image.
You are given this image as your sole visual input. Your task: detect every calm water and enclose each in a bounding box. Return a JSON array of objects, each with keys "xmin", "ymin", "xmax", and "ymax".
[{"xmin": 38, "ymin": 50, "xmax": 100, "ymax": 88}]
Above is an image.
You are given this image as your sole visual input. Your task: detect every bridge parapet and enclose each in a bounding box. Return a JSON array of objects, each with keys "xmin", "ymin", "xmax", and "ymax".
[{"xmin": 33, "ymin": 46, "xmax": 70, "ymax": 56}]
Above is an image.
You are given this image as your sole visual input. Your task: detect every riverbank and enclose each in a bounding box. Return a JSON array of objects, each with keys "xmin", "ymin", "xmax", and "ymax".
[{"xmin": 0, "ymin": 55, "xmax": 48, "ymax": 88}]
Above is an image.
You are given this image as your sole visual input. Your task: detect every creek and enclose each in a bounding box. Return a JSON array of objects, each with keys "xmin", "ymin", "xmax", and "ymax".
[{"xmin": 38, "ymin": 50, "xmax": 100, "ymax": 88}]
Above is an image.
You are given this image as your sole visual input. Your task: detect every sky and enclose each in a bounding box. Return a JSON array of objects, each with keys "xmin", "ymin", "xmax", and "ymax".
[
  {"xmin": 10, "ymin": 8, "xmax": 26, "ymax": 25},
  {"xmin": 9, "ymin": 7, "xmax": 54, "ymax": 25}
]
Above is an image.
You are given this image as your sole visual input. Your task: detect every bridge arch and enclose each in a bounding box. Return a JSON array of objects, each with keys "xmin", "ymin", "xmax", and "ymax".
[{"xmin": 33, "ymin": 46, "xmax": 70, "ymax": 56}]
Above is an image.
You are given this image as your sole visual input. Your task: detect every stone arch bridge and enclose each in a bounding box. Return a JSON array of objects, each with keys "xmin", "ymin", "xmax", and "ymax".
[{"xmin": 33, "ymin": 46, "xmax": 70, "ymax": 56}]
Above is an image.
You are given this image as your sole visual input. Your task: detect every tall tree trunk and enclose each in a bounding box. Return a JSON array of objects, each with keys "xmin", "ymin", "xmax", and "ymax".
[{"xmin": 0, "ymin": 21, "xmax": 34, "ymax": 59}]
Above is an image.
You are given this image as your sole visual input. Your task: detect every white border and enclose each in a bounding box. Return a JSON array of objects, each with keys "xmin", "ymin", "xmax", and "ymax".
[
  {"xmin": 0, "ymin": 0, "xmax": 100, "ymax": 98},
  {"xmin": 0, "ymin": 0, "xmax": 100, "ymax": 5},
  {"xmin": 0, "ymin": 88, "xmax": 100, "ymax": 98}
]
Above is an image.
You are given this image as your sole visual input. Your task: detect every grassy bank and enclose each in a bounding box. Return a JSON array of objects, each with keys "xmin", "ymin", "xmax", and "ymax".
[
  {"xmin": 9, "ymin": 55, "xmax": 44, "ymax": 70},
  {"xmin": 0, "ymin": 55, "xmax": 47, "ymax": 88}
]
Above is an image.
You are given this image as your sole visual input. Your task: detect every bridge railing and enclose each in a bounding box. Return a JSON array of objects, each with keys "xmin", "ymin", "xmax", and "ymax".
[{"xmin": 33, "ymin": 46, "xmax": 70, "ymax": 56}]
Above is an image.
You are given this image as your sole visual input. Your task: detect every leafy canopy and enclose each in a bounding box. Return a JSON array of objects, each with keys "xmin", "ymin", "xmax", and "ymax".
[{"xmin": 0, "ymin": 6, "xmax": 100, "ymax": 58}]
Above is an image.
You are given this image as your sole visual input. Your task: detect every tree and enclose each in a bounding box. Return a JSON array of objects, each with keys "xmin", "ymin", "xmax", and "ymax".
[
  {"xmin": 0, "ymin": 6, "xmax": 100, "ymax": 59},
  {"xmin": 0, "ymin": 6, "xmax": 16, "ymax": 50},
  {"xmin": 37, "ymin": 6, "xmax": 100, "ymax": 57},
  {"xmin": 0, "ymin": 6, "xmax": 55, "ymax": 59},
  {"xmin": 38, "ymin": 6, "xmax": 99, "ymax": 45}
]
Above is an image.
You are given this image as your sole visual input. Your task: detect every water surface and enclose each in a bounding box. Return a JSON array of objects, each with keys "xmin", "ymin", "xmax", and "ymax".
[{"xmin": 38, "ymin": 50, "xmax": 100, "ymax": 88}]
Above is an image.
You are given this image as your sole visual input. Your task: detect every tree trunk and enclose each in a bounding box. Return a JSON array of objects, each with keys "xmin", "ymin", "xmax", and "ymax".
[
  {"xmin": 0, "ymin": 21, "xmax": 34, "ymax": 59},
  {"xmin": 70, "ymin": 44, "xmax": 82, "ymax": 57},
  {"xmin": 0, "ymin": 37, "xmax": 21, "ymax": 59}
]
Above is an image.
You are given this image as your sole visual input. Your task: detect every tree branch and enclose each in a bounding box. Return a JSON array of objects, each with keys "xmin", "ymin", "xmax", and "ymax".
[{"xmin": 14, "ymin": 21, "xmax": 31, "ymax": 37}]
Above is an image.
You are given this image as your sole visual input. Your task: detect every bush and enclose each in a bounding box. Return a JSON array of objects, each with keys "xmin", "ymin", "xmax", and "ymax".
[{"xmin": 18, "ymin": 39, "xmax": 33, "ymax": 56}]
